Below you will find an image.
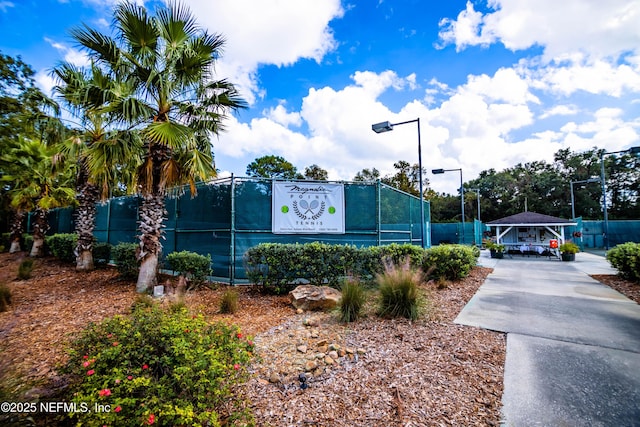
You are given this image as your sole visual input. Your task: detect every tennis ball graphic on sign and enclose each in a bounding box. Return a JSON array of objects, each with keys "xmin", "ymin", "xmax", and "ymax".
[
  {"xmin": 328, "ymin": 206, "xmax": 336, "ymax": 214},
  {"xmin": 281, "ymin": 206, "xmax": 289, "ymax": 213}
]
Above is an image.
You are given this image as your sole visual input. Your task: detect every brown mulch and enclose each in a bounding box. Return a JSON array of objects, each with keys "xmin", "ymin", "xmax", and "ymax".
[
  {"xmin": 3, "ymin": 252, "xmax": 637, "ymax": 426},
  {"xmin": 3, "ymin": 252, "xmax": 638, "ymax": 426},
  {"xmin": 591, "ymin": 274, "xmax": 640, "ymax": 303}
]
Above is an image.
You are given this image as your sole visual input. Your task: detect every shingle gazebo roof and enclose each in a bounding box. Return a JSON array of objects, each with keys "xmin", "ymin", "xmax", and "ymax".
[{"xmin": 487, "ymin": 211, "xmax": 576, "ymax": 226}]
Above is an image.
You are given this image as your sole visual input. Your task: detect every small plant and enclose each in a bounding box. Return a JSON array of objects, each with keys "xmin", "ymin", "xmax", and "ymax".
[
  {"xmin": 45, "ymin": 233, "xmax": 77, "ymax": 263},
  {"xmin": 376, "ymin": 262, "xmax": 423, "ymax": 321},
  {"xmin": 423, "ymin": 244, "xmax": 478, "ymax": 281},
  {"xmin": 112, "ymin": 243, "xmax": 139, "ymax": 279},
  {"xmin": 166, "ymin": 251, "xmax": 212, "ymax": 290},
  {"xmin": 61, "ymin": 304, "xmax": 255, "ymax": 426},
  {"xmin": 17, "ymin": 259, "xmax": 34, "ymax": 280},
  {"xmin": 219, "ymin": 289, "xmax": 239, "ymax": 314},
  {"xmin": 559, "ymin": 242, "xmax": 579, "ymax": 254},
  {"xmin": 131, "ymin": 294, "xmax": 155, "ymax": 310},
  {"xmin": 0, "ymin": 283, "xmax": 12, "ymax": 312},
  {"xmin": 339, "ymin": 279, "xmax": 366, "ymax": 323},
  {"xmin": 606, "ymin": 242, "xmax": 640, "ymax": 282}
]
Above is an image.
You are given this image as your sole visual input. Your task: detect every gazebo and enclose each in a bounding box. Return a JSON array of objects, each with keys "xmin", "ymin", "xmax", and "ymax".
[{"xmin": 487, "ymin": 212, "xmax": 577, "ymax": 255}]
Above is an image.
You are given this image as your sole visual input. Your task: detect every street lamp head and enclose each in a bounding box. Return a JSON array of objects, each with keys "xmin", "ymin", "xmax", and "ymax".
[
  {"xmin": 432, "ymin": 168, "xmax": 445, "ymax": 174},
  {"xmin": 371, "ymin": 121, "xmax": 393, "ymax": 133}
]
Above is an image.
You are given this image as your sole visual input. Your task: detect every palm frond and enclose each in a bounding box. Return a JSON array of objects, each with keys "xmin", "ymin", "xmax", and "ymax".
[{"xmin": 143, "ymin": 120, "xmax": 192, "ymax": 150}]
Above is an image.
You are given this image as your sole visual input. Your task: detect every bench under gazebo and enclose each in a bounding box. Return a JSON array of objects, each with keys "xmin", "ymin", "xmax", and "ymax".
[{"xmin": 487, "ymin": 212, "xmax": 577, "ymax": 257}]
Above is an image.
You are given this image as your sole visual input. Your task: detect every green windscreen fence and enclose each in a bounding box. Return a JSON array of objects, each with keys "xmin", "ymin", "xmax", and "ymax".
[{"xmin": 44, "ymin": 177, "xmax": 431, "ymax": 284}]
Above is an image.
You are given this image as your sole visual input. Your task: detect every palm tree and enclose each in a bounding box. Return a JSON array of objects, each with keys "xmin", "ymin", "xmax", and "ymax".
[
  {"xmin": 2, "ymin": 137, "xmax": 76, "ymax": 256},
  {"xmin": 53, "ymin": 63, "xmax": 142, "ymax": 271},
  {"xmin": 71, "ymin": 1, "xmax": 246, "ymax": 292}
]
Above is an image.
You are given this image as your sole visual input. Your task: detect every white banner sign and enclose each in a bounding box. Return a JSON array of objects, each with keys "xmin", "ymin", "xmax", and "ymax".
[{"xmin": 272, "ymin": 182, "xmax": 345, "ymax": 234}]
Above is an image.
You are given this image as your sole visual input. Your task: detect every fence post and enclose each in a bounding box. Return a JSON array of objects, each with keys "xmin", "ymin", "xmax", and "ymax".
[
  {"xmin": 376, "ymin": 180, "xmax": 381, "ymax": 246},
  {"xmin": 229, "ymin": 175, "xmax": 236, "ymax": 286}
]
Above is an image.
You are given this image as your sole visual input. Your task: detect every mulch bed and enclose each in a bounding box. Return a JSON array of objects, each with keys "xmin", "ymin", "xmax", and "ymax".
[{"xmin": 1, "ymin": 251, "xmax": 636, "ymax": 426}]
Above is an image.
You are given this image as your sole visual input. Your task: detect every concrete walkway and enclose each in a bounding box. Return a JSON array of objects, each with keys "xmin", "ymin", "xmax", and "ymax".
[{"xmin": 455, "ymin": 251, "xmax": 640, "ymax": 427}]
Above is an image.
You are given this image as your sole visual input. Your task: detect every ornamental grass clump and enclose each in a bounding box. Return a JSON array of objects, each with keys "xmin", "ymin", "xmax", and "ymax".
[
  {"xmin": 219, "ymin": 289, "xmax": 239, "ymax": 314},
  {"xmin": 376, "ymin": 261, "xmax": 423, "ymax": 321},
  {"xmin": 62, "ymin": 304, "xmax": 255, "ymax": 426},
  {"xmin": 17, "ymin": 259, "xmax": 34, "ymax": 280},
  {"xmin": 339, "ymin": 279, "xmax": 366, "ymax": 323},
  {"xmin": 0, "ymin": 283, "xmax": 11, "ymax": 312}
]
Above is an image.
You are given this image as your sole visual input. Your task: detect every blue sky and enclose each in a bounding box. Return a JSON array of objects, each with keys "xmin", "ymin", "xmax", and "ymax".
[{"xmin": 1, "ymin": 0, "xmax": 639, "ymax": 193}]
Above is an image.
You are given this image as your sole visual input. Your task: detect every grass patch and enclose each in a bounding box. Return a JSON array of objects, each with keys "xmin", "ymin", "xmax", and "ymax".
[{"xmin": 376, "ymin": 262, "xmax": 424, "ymax": 321}]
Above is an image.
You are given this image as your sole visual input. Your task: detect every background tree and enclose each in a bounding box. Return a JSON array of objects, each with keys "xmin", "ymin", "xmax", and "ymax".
[
  {"xmin": 246, "ymin": 155, "xmax": 300, "ymax": 179},
  {"xmin": 0, "ymin": 51, "xmax": 67, "ymax": 249},
  {"xmin": 303, "ymin": 164, "xmax": 328, "ymax": 181},
  {"xmin": 381, "ymin": 160, "xmax": 430, "ymax": 198},
  {"xmin": 2, "ymin": 138, "xmax": 76, "ymax": 256},
  {"xmin": 53, "ymin": 63, "xmax": 142, "ymax": 271},
  {"xmin": 72, "ymin": 1, "xmax": 246, "ymax": 292},
  {"xmin": 353, "ymin": 167, "xmax": 381, "ymax": 182}
]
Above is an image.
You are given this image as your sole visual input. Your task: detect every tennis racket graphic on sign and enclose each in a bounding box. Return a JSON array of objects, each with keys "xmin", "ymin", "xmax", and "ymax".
[{"xmin": 293, "ymin": 200, "xmax": 325, "ymax": 220}]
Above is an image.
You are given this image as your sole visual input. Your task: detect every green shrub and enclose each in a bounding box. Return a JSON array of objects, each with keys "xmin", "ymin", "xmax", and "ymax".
[
  {"xmin": 339, "ymin": 279, "xmax": 366, "ymax": 323},
  {"xmin": 45, "ymin": 233, "xmax": 78, "ymax": 263},
  {"xmin": 376, "ymin": 263, "xmax": 423, "ymax": 320},
  {"xmin": 61, "ymin": 304, "xmax": 255, "ymax": 426},
  {"xmin": 165, "ymin": 251, "xmax": 212, "ymax": 290},
  {"xmin": 23, "ymin": 234, "xmax": 33, "ymax": 253},
  {"xmin": 559, "ymin": 242, "xmax": 580, "ymax": 254},
  {"xmin": 93, "ymin": 242, "xmax": 112, "ymax": 267},
  {"xmin": 112, "ymin": 243, "xmax": 139, "ymax": 279},
  {"xmin": 423, "ymin": 244, "xmax": 478, "ymax": 281},
  {"xmin": 371, "ymin": 243, "xmax": 425, "ymax": 271},
  {"xmin": 219, "ymin": 289, "xmax": 239, "ymax": 314},
  {"xmin": 0, "ymin": 284, "xmax": 11, "ymax": 312},
  {"xmin": 17, "ymin": 259, "xmax": 34, "ymax": 280},
  {"xmin": 244, "ymin": 242, "xmax": 410, "ymax": 294},
  {"xmin": 607, "ymin": 242, "xmax": 640, "ymax": 282}
]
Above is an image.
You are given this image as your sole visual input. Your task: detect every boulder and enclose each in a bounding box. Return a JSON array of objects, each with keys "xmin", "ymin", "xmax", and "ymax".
[{"xmin": 289, "ymin": 285, "xmax": 341, "ymax": 311}]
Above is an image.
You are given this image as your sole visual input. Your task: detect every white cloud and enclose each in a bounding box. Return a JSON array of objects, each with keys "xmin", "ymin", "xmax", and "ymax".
[
  {"xmin": 539, "ymin": 105, "xmax": 578, "ymax": 119},
  {"xmin": 265, "ymin": 104, "xmax": 302, "ymax": 128},
  {"xmin": 185, "ymin": 0, "xmax": 344, "ymax": 105},
  {"xmin": 533, "ymin": 58, "xmax": 640, "ymax": 97},
  {"xmin": 44, "ymin": 37, "xmax": 90, "ymax": 68},
  {"xmin": 0, "ymin": 1, "xmax": 14, "ymax": 13},
  {"xmin": 438, "ymin": 0, "xmax": 640, "ymax": 60}
]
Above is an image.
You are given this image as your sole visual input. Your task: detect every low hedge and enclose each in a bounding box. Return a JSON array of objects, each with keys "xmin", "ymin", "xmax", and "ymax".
[
  {"xmin": 112, "ymin": 243, "xmax": 139, "ymax": 279},
  {"xmin": 165, "ymin": 251, "xmax": 212, "ymax": 290},
  {"xmin": 244, "ymin": 242, "xmax": 478, "ymax": 294},
  {"xmin": 244, "ymin": 242, "xmax": 361, "ymax": 294},
  {"xmin": 45, "ymin": 233, "xmax": 78, "ymax": 263},
  {"xmin": 423, "ymin": 244, "xmax": 478, "ymax": 280},
  {"xmin": 606, "ymin": 242, "xmax": 640, "ymax": 282}
]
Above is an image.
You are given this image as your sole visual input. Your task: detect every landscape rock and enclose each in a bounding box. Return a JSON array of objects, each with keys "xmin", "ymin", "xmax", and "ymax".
[{"xmin": 289, "ymin": 285, "xmax": 341, "ymax": 311}]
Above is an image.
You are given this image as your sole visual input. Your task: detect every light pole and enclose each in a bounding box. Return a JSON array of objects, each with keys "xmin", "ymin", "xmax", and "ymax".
[
  {"xmin": 599, "ymin": 146, "xmax": 640, "ymax": 250},
  {"xmin": 372, "ymin": 118, "xmax": 425, "ymax": 248},
  {"xmin": 432, "ymin": 168, "xmax": 465, "ymax": 244},
  {"xmin": 570, "ymin": 178, "xmax": 600, "ymax": 219},
  {"xmin": 469, "ymin": 188, "xmax": 481, "ymax": 222}
]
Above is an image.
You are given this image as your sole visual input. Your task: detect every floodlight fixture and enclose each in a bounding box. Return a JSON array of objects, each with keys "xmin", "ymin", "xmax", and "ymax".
[{"xmin": 371, "ymin": 121, "xmax": 394, "ymax": 133}]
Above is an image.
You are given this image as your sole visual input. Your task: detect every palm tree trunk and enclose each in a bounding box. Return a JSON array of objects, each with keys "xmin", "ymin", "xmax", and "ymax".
[
  {"xmin": 30, "ymin": 207, "xmax": 49, "ymax": 257},
  {"xmin": 136, "ymin": 192, "xmax": 166, "ymax": 293},
  {"xmin": 75, "ymin": 175, "xmax": 100, "ymax": 271},
  {"xmin": 9, "ymin": 210, "xmax": 25, "ymax": 253}
]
